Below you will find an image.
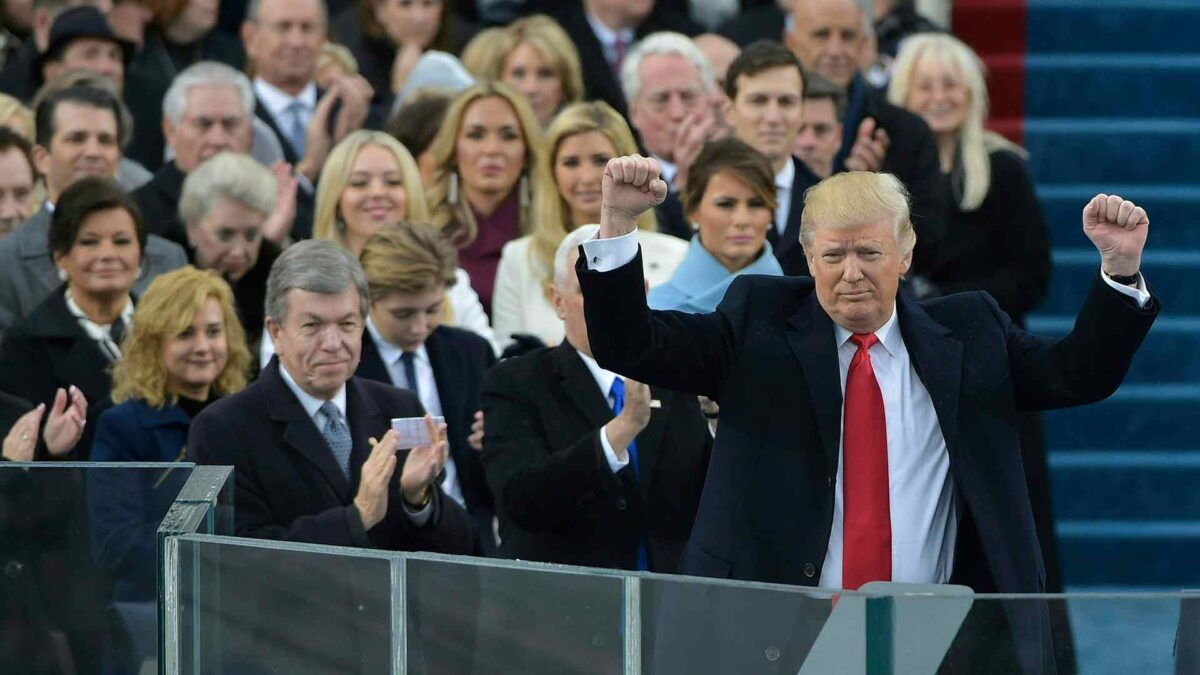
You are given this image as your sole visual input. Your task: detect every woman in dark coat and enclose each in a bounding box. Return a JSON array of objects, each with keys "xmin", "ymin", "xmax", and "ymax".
[{"xmin": 0, "ymin": 177, "xmax": 146, "ymax": 460}]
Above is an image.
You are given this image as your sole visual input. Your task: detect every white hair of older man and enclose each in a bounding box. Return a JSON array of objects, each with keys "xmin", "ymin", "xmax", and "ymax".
[
  {"xmin": 162, "ymin": 61, "xmax": 255, "ymax": 127},
  {"xmin": 554, "ymin": 224, "xmax": 601, "ymax": 289},
  {"xmin": 620, "ymin": 32, "xmax": 716, "ymax": 104}
]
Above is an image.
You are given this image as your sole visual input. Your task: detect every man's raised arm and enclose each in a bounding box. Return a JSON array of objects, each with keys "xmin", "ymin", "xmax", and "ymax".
[{"xmin": 577, "ymin": 156, "xmax": 739, "ymax": 399}]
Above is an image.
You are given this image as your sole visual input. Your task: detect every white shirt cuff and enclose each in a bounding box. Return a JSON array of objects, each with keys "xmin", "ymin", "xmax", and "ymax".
[
  {"xmin": 1101, "ymin": 269, "xmax": 1151, "ymax": 308},
  {"xmin": 600, "ymin": 423, "xmax": 631, "ymax": 474},
  {"xmin": 581, "ymin": 229, "xmax": 639, "ymax": 272}
]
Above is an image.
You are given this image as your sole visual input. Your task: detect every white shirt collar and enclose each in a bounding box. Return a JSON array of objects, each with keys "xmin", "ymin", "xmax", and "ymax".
[
  {"xmin": 44, "ymin": 201, "xmax": 55, "ymax": 213},
  {"xmin": 586, "ymin": 12, "xmax": 635, "ymax": 48},
  {"xmin": 254, "ymin": 78, "xmax": 318, "ymax": 118},
  {"xmin": 832, "ymin": 301, "xmax": 902, "ymax": 359},
  {"xmin": 366, "ymin": 316, "xmax": 429, "ymax": 366},
  {"xmin": 575, "ymin": 348, "xmax": 619, "ymax": 400},
  {"xmin": 775, "ymin": 157, "xmax": 795, "ymax": 191},
  {"xmin": 654, "ymin": 155, "xmax": 678, "ymax": 188},
  {"xmin": 277, "ymin": 358, "xmax": 348, "ymax": 421}
]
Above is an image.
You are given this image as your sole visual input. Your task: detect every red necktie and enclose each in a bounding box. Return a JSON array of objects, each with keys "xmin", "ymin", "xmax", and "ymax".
[{"xmin": 842, "ymin": 333, "xmax": 891, "ymax": 590}]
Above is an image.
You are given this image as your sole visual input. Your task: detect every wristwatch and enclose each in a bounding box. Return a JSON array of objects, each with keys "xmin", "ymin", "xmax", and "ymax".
[{"xmin": 1106, "ymin": 270, "xmax": 1140, "ymax": 286}]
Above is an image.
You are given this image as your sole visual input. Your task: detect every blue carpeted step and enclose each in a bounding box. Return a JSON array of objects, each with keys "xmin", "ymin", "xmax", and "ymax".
[
  {"xmin": 1039, "ymin": 249, "xmax": 1200, "ymax": 315},
  {"xmin": 1043, "ymin": 384, "xmax": 1200, "ymax": 450},
  {"xmin": 1058, "ymin": 521, "xmax": 1200, "ymax": 586},
  {"xmin": 1022, "ymin": 55, "xmax": 1200, "ymax": 118},
  {"xmin": 1037, "ymin": 185, "xmax": 1200, "ymax": 250},
  {"xmin": 1050, "ymin": 450, "xmax": 1200, "ymax": 521},
  {"xmin": 1027, "ymin": 316, "xmax": 1200, "ymax": 384},
  {"xmin": 1024, "ymin": 119, "xmax": 1200, "ymax": 185},
  {"xmin": 1027, "ymin": 2, "xmax": 1200, "ymax": 56}
]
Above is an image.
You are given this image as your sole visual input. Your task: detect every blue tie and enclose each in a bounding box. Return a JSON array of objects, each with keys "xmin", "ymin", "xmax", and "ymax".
[
  {"xmin": 400, "ymin": 352, "xmax": 421, "ymax": 401},
  {"xmin": 285, "ymin": 100, "xmax": 307, "ymax": 158},
  {"xmin": 610, "ymin": 377, "xmax": 649, "ymax": 571}
]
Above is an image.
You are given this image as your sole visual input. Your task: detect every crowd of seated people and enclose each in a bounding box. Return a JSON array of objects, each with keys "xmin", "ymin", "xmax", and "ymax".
[{"xmin": 0, "ymin": 0, "xmax": 1078, "ymax": 671}]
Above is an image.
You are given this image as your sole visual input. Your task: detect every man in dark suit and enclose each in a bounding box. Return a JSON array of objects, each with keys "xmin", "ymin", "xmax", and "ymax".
[
  {"xmin": 190, "ymin": 239, "xmax": 478, "ymax": 672},
  {"xmin": 786, "ymin": 0, "xmax": 945, "ymax": 275},
  {"xmin": 723, "ymin": 40, "xmax": 821, "ymax": 276},
  {"xmin": 577, "ymin": 156, "xmax": 1157, "ymax": 672},
  {"xmin": 482, "ymin": 223, "xmax": 711, "ymax": 573},
  {"xmin": 241, "ymin": 0, "xmax": 373, "ymax": 238},
  {"xmin": 355, "ymin": 222, "xmax": 499, "ymax": 553},
  {"xmin": 538, "ymin": 0, "xmax": 701, "ymax": 120}
]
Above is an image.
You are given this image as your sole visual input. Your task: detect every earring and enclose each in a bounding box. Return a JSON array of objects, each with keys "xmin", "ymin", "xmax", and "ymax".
[
  {"xmin": 187, "ymin": 240, "xmax": 196, "ymax": 249},
  {"xmin": 448, "ymin": 172, "xmax": 459, "ymax": 205},
  {"xmin": 335, "ymin": 219, "xmax": 346, "ymax": 231},
  {"xmin": 57, "ymin": 268, "xmax": 68, "ymax": 282},
  {"xmin": 136, "ymin": 265, "xmax": 144, "ymax": 280},
  {"xmin": 518, "ymin": 174, "xmax": 531, "ymax": 209}
]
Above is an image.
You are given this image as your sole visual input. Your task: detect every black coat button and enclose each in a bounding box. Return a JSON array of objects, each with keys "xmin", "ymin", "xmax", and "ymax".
[
  {"xmin": 803, "ymin": 563, "xmax": 816, "ymax": 578},
  {"xmin": 615, "ymin": 498, "xmax": 628, "ymax": 511}
]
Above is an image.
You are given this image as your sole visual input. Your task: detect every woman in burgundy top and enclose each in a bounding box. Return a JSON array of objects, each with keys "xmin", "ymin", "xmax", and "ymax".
[{"xmin": 426, "ymin": 80, "xmax": 546, "ymax": 315}]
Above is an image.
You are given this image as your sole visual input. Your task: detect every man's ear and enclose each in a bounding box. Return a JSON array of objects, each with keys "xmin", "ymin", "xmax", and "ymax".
[
  {"xmin": 32, "ymin": 144, "xmax": 50, "ymax": 180},
  {"xmin": 549, "ymin": 285, "xmax": 567, "ymax": 321},
  {"xmin": 162, "ymin": 116, "xmax": 176, "ymax": 150},
  {"xmin": 265, "ymin": 317, "xmax": 283, "ymax": 355}
]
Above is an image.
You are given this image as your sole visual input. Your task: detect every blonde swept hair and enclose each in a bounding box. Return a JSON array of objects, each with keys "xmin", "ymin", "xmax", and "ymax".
[
  {"xmin": 314, "ymin": 130, "xmax": 429, "ymax": 246},
  {"xmin": 887, "ymin": 33, "xmax": 1027, "ymax": 212},
  {"xmin": 466, "ymin": 15, "xmax": 584, "ymax": 117},
  {"xmin": 800, "ymin": 171, "xmax": 916, "ymax": 256},
  {"xmin": 111, "ymin": 266, "xmax": 251, "ymax": 408},
  {"xmin": 0, "ymin": 93, "xmax": 34, "ymax": 140},
  {"xmin": 460, "ymin": 27, "xmax": 509, "ymax": 78},
  {"xmin": 360, "ymin": 221, "xmax": 459, "ymax": 301},
  {"xmin": 426, "ymin": 80, "xmax": 546, "ymax": 248},
  {"xmin": 318, "ymin": 43, "xmax": 359, "ymax": 77},
  {"xmin": 529, "ymin": 101, "xmax": 656, "ymax": 293}
]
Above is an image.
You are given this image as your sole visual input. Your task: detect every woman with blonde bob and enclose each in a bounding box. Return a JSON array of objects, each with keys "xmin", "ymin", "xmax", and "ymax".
[
  {"xmin": 492, "ymin": 101, "xmax": 686, "ymax": 349},
  {"xmin": 306, "ymin": 130, "xmax": 497, "ymax": 355},
  {"xmin": 887, "ymin": 33, "xmax": 1050, "ymax": 324},
  {"xmin": 88, "ymin": 266, "xmax": 250, "ymax": 600},
  {"xmin": 426, "ymin": 80, "xmax": 546, "ymax": 315},
  {"xmin": 463, "ymin": 15, "xmax": 584, "ymax": 128}
]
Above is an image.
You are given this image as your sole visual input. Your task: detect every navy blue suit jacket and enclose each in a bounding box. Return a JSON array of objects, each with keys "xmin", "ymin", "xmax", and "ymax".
[{"xmin": 578, "ymin": 250, "xmax": 1157, "ymax": 672}]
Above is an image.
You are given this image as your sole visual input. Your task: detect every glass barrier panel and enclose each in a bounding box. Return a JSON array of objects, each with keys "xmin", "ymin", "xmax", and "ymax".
[
  {"xmin": 172, "ymin": 535, "xmax": 395, "ymax": 675},
  {"xmin": 0, "ymin": 462, "xmax": 195, "ymax": 675},
  {"xmin": 404, "ymin": 552, "xmax": 629, "ymax": 675},
  {"xmin": 637, "ymin": 573, "xmax": 889, "ymax": 675},
  {"xmin": 867, "ymin": 590, "xmax": 1196, "ymax": 675}
]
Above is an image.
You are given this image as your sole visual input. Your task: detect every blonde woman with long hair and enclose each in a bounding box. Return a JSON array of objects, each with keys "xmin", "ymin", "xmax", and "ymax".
[
  {"xmin": 267, "ymin": 131, "xmax": 496, "ymax": 361},
  {"xmin": 491, "ymin": 101, "xmax": 686, "ymax": 349},
  {"xmin": 426, "ymin": 80, "xmax": 546, "ymax": 315},
  {"xmin": 462, "ymin": 15, "xmax": 584, "ymax": 128},
  {"xmin": 888, "ymin": 33, "xmax": 1050, "ymax": 324},
  {"xmin": 88, "ymin": 266, "xmax": 251, "ymax": 599}
]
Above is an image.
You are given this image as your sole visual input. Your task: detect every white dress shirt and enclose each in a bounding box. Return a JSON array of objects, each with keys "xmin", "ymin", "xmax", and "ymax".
[
  {"xmin": 365, "ymin": 318, "xmax": 465, "ymax": 508},
  {"xmin": 821, "ymin": 308, "xmax": 956, "ymax": 588},
  {"xmin": 774, "ymin": 159, "xmax": 795, "ymax": 236},
  {"xmin": 582, "ymin": 229, "xmax": 1155, "ymax": 587},
  {"xmin": 277, "ymin": 360, "xmax": 432, "ymax": 523},
  {"xmin": 585, "ymin": 12, "xmax": 635, "ymax": 70},
  {"xmin": 576, "ymin": 349, "xmax": 633, "ymax": 474}
]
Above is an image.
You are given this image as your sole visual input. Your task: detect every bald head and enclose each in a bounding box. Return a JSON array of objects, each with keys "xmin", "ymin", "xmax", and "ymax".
[
  {"xmin": 786, "ymin": 0, "xmax": 867, "ymax": 88},
  {"xmin": 694, "ymin": 34, "xmax": 740, "ymax": 92}
]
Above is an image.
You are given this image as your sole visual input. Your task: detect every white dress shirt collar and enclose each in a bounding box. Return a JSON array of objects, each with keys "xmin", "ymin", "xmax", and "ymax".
[
  {"xmin": 832, "ymin": 301, "xmax": 902, "ymax": 360},
  {"xmin": 653, "ymin": 155, "xmax": 679, "ymax": 190},
  {"xmin": 576, "ymin": 349, "xmax": 619, "ymax": 400},
  {"xmin": 775, "ymin": 157, "xmax": 795, "ymax": 191},
  {"xmin": 277, "ymin": 359, "xmax": 348, "ymax": 421},
  {"xmin": 586, "ymin": 11, "xmax": 635, "ymax": 51},
  {"xmin": 366, "ymin": 316, "xmax": 429, "ymax": 367},
  {"xmin": 254, "ymin": 78, "xmax": 318, "ymax": 119}
]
